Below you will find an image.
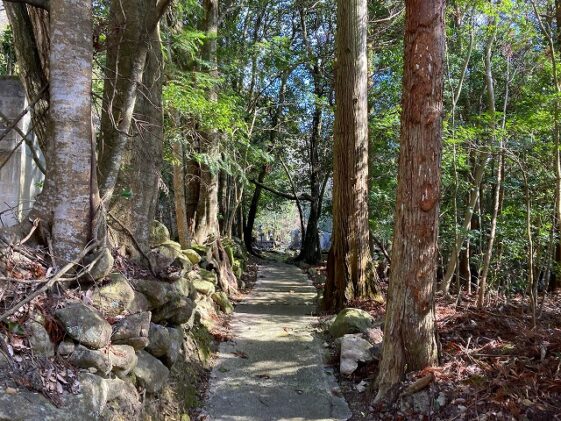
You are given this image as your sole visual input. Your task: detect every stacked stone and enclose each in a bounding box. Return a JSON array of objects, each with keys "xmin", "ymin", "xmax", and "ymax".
[{"xmin": 25, "ymin": 220, "xmax": 243, "ymax": 400}]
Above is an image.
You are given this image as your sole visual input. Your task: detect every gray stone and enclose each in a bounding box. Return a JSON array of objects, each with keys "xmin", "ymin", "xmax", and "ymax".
[
  {"xmin": 129, "ymin": 290, "xmax": 152, "ymax": 313},
  {"xmin": 328, "ymin": 308, "xmax": 375, "ymax": 338},
  {"xmin": 92, "ymin": 273, "xmax": 135, "ymax": 317},
  {"xmin": 57, "ymin": 340, "xmax": 75, "ymax": 356},
  {"xmin": 56, "ymin": 303, "xmax": 112, "ymax": 349},
  {"xmin": 211, "ymin": 291, "xmax": 234, "ymax": 315},
  {"xmin": 112, "ymin": 311, "xmax": 151, "ymax": 350},
  {"xmin": 339, "ymin": 334, "xmax": 375, "ymax": 376},
  {"xmin": 132, "ymin": 278, "xmax": 190, "ymax": 308},
  {"xmin": 108, "ymin": 344, "xmax": 137, "ymax": 375},
  {"xmin": 182, "ymin": 248, "xmax": 201, "ymax": 265},
  {"xmin": 400, "ymin": 390, "xmax": 432, "ymax": 413},
  {"xmin": 133, "ymin": 350, "xmax": 169, "ymax": 394},
  {"xmin": 152, "ymin": 296, "xmax": 195, "ymax": 325},
  {"xmin": 146, "ymin": 323, "xmax": 183, "ymax": 366},
  {"xmin": 88, "ymin": 247, "xmax": 114, "ymax": 281},
  {"xmin": 192, "ymin": 279, "xmax": 215, "ymax": 296},
  {"xmin": 150, "ymin": 220, "xmax": 170, "ymax": 246},
  {"xmin": 68, "ymin": 344, "xmax": 112, "ymax": 375},
  {"xmin": 26, "ymin": 320, "xmax": 54, "ymax": 357},
  {"xmin": 0, "ymin": 372, "xmax": 138, "ymax": 420}
]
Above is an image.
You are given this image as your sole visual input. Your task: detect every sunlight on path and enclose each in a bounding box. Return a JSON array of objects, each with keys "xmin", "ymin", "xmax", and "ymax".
[{"xmin": 205, "ymin": 261, "xmax": 350, "ymax": 421}]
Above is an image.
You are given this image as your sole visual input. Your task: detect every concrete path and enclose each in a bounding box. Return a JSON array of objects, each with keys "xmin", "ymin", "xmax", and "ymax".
[{"xmin": 205, "ymin": 261, "xmax": 351, "ymax": 421}]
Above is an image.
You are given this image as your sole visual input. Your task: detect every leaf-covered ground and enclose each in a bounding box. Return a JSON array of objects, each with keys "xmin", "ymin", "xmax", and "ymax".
[{"xmin": 307, "ymin": 262, "xmax": 561, "ymax": 420}]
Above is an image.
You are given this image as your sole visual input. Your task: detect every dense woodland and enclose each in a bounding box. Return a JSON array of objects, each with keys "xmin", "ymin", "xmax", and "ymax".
[{"xmin": 0, "ymin": 0, "xmax": 561, "ymax": 418}]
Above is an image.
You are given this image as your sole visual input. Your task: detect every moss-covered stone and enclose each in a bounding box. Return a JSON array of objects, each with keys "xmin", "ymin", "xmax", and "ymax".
[
  {"xmin": 192, "ymin": 279, "xmax": 215, "ymax": 296},
  {"xmin": 199, "ymin": 268, "xmax": 218, "ymax": 285},
  {"xmin": 211, "ymin": 292, "xmax": 234, "ymax": 315},
  {"xmin": 92, "ymin": 273, "xmax": 135, "ymax": 317},
  {"xmin": 150, "ymin": 220, "xmax": 170, "ymax": 246},
  {"xmin": 182, "ymin": 249, "xmax": 201, "ymax": 265},
  {"xmin": 328, "ymin": 308, "xmax": 375, "ymax": 338}
]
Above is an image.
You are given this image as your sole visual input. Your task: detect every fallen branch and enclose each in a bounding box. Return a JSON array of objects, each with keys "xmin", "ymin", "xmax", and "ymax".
[
  {"xmin": 0, "ymin": 241, "xmax": 98, "ymax": 323},
  {"xmin": 401, "ymin": 373, "xmax": 434, "ymax": 397}
]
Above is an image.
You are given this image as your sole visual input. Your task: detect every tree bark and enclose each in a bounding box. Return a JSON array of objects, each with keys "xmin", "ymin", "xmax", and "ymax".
[
  {"xmin": 190, "ymin": 0, "xmax": 220, "ymax": 245},
  {"xmin": 375, "ymin": 0, "xmax": 444, "ymax": 403},
  {"xmin": 108, "ymin": 25, "xmax": 164, "ymax": 256},
  {"xmin": 173, "ymin": 141, "xmax": 189, "ymax": 248},
  {"xmin": 323, "ymin": 0, "xmax": 382, "ymax": 311},
  {"xmin": 50, "ymin": 0, "xmax": 93, "ymax": 264}
]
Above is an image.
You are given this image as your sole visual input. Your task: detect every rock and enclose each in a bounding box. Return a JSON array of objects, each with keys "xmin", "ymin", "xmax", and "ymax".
[
  {"xmin": 68, "ymin": 344, "xmax": 113, "ymax": 375},
  {"xmin": 0, "ymin": 373, "xmax": 138, "ymax": 420},
  {"xmin": 365, "ymin": 326, "xmax": 384, "ymax": 345},
  {"xmin": 211, "ymin": 291, "xmax": 234, "ymax": 314},
  {"xmin": 199, "ymin": 268, "xmax": 218, "ymax": 285},
  {"xmin": 146, "ymin": 323, "xmax": 183, "ymax": 366},
  {"xmin": 150, "ymin": 220, "xmax": 170, "ymax": 246},
  {"xmin": 195, "ymin": 297, "xmax": 218, "ymax": 327},
  {"xmin": 182, "ymin": 249, "xmax": 201, "ymax": 265},
  {"xmin": 108, "ymin": 344, "xmax": 137, "ymax": 375},
  {"xmin": 112, "ymin": 311, "xmax": 151, "ymax": 350},
  {"xmin": 87, "ymin": 247, "xmax": 114, "ymax": 281},
  {"xmin": 92, "ymin": 273, "xmax": 135, "ymax": 317},
  {"xmin": 26, "ymin": 320, "xmax": 54, "ymax": 357},
  {"xmin": 129, "ymin": 290, "xmax": 152, "ymax": 313},
  {"xmin": 190, "ymin": 243, "xmax": 208, "ymax": 257},
  {"xmin": 339, "ymin": 334, "xmax": 375, "ymax": 376},
  {"xmin": 192, "ymin": 279, "xmax": 215, "ymax": 296},
  {"xmin": 132, "ymin": 278, "xmax": 191, "ymax": 308},
  {"xmin": 57, "ymin": 340, "xmax": 75, "ymax": 356},
  {"xmin": 134, "ymin": 350, "xmax": 169, "ymax": 393},
  {"xmin": 152, "ymin": 296, "xmax": 195, "ymax": 325},
  {"xmin": 56, "ymin": 303, "xmax": 112, "ymax": 349},
  {"xmin": 329, "ymin": 308, "xmax": 375, "ymax": 338},
  {"xmin": 232, "ymin": 260, "xmax": 243, "ymax": 279},
  {"xmin": 399, "ymin": 390, "xmax": 431, "ymax": 413}
]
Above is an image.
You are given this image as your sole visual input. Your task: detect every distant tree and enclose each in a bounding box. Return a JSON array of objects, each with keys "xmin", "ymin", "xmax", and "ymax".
[
  {"xmin": 323, "ymin": 0, "xmax": 382, "ymax": 311},
  {"xmin": 375, "ymin": 0, "xmax": 444, "ymax": 403}
]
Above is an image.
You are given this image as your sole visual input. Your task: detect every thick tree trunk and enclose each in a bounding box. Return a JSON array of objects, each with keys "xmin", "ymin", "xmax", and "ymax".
[
  {"xmin": 375, "ymin": 0, "xmax": 443, "ymax": 403},
  {"xmin": 323, "ymin": 0, "xmax": 381, "ymax": 311},
  {"xmin": 50, "ymin": 0, "xmax": 93, "ymax": 264},
  {"xmin": 109, "ymin": 27, "xmax": 163, "ymax": 256},
  {"xmin": 190, "ymin": 0, "xmax": 220, "ymax": 245},
  {"xmin": 98, "ymin": 0, "xmax": 170, "ymax": 205}
]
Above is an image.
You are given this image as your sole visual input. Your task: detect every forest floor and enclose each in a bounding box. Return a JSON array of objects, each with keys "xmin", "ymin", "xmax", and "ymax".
[
  {"xmin": 306, "ymin": 262, "xmax": 561, "ymax": 421},
  {"xmin": 202, "ymin": 259, "xmax": 351, "ymax": 420}
]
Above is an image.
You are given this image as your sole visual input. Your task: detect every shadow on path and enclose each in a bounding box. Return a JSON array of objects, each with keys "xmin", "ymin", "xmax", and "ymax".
[{"xmin": 205, "ymin": 261, "xmax": 350, "ymax": 421}]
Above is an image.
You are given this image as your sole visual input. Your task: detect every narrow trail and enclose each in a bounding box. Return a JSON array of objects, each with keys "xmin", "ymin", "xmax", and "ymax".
[{"xmin": 205, "ymin": 260, "xmax": 351, "ymax": 421}]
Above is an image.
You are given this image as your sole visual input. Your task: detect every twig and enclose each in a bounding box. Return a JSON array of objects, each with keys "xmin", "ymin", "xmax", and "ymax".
[
  {"xmin": 0, "ymin": 241, "xmax": 98, "ymax": 323},
  {"xmin": 17, "ymin": 218, "xmax": 39, "ymax": 246}
]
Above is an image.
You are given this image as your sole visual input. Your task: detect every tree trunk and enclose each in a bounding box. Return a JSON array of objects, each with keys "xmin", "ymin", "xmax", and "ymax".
[
  {"xmin": 108, "ymin": 25, "xmax": 163, "ymax": 257},
  {"xmin": 323, "ymin": 0, "xmax": 381, "ymax": 311},
  {"xmin": 50, "ymin": 0, "xmax": 93, "ymax": 264},
  {"xmin": 98, "ymin": 0, "xmax": 170, "ymax": 205},
  {"xmin": 375, "ymin": 0, "xmax": 443, "ymax": 403},
  {"xmin": 478, "ymin": 29, "xmax": 504, "ymax": 308},
  {"xmin": 190, "ymin": 0, "xmax": 220, "ymax": 245},
  {"xmin": 173, "ymin": 141, "xmax": 189, "ymax": 248},
  {"xmin": 244, "ymin": 165, "xmax": 267, "ymax": 254}
]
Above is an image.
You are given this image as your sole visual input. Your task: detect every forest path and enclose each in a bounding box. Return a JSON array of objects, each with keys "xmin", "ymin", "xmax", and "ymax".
[{"xmin": 205, "ymin": 260, "xmax": 351, "ymax": 421}]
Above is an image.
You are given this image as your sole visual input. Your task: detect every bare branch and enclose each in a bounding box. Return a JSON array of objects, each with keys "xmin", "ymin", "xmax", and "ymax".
[{"xmin": 250, "ymin": 179, "xmax": 312, "ymax": 202}]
